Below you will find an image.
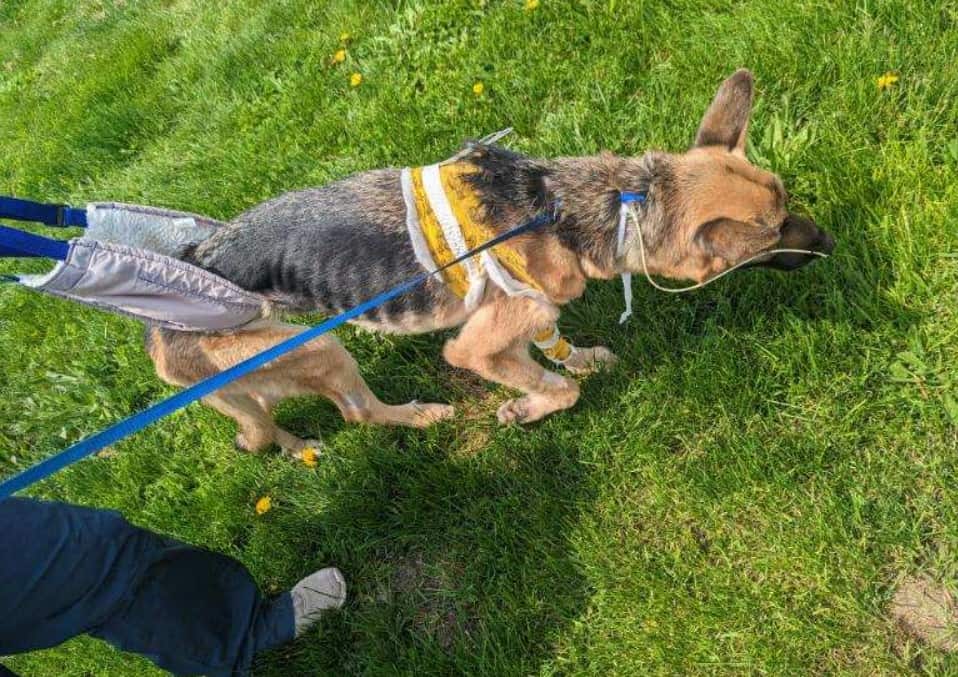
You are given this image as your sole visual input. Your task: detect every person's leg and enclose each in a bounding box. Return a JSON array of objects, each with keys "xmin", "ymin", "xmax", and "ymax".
[
  {"xmin": 0, "ymin": 497, "xmax": 162, "ymax": 653},
  {"xmin": 90, "ymin": 552, "xmax": 345, "ymax": 675},
  {"xmin": 0, "ymin": 498, "xmax": 344, "ymax": 676},
  {"xmin": 87, "ymin": 543, "xmax": 299, "ymax": 675}
]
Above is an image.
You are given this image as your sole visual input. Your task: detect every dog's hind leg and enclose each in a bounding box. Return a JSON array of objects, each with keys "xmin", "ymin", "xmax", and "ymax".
[
  {"xmin": 443, "ymin": 297, "xmax": 580, "ymax": 424},
  {"xmin": 207, "ymin": 325, "xmax": 454, "ymax": 429},
  {"xmin": 226, "ymin": 325, "xmax": 454, "ymax": 428},
  {"xmin": 149, "ymin": 327, "xmax": 323, "ymax": 456},
  {"xmin": 149, "ymin": 324, "xmax": 455, "ymax": 451},
  {"xmin": 300, "ymin": 338, "xmax": 455, "ymax": 428},
  {"xmin": 202, "ymin": 390, "xmax": 295, "ymax": 454}
]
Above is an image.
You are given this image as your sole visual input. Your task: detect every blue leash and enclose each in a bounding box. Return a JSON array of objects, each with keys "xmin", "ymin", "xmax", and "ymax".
[{"xmin": 0, "ymin": 200, "xmax": 557, "ymax": 498}]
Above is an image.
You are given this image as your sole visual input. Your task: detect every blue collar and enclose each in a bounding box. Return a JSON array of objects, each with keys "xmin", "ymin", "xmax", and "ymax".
[{"xmin": 620, "ymin": 191, "xmax": 647, "ymax": 205}]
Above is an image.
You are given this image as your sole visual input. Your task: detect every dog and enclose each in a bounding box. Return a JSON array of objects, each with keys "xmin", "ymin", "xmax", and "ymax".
[{"xmin": 146, "ymin": 69, "xmax": 835, "ymax": 457}]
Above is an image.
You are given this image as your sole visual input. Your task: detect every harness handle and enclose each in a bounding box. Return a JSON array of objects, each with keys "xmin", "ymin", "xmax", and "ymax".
[
  {"xmin": 0, "ymin": 196, "xmax": 87, "ymax": 227},
  {"xmin": 0, "ymin": 224, "xmax": 71, "ymax": 260}
]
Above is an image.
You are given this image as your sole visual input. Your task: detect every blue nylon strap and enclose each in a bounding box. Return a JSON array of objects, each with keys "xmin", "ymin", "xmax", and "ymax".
[
  {"xmin": 0, "ymin": 208, "xmax": 557, "ymax": 498},
  {"xmin": 0, "ymin": 245, "xmax": 32, "ymax": 259},
  {"xmin": 620, "ymin": 191, "xmax": 647, "ymax": 204},
  {"xmin": 60, "ymin": 206, "xmax": 88, "ymax": 227},
  {"xmin": 0, "ymin": 196, "xmax": 87, "ymax": 227},
  {"xmin": 0, "ymin": 224, "xmax": 70, "ymax": 260}
]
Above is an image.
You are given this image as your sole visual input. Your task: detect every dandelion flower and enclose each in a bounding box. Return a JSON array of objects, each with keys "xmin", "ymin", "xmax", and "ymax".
[
  {"xmin": 472, "ymin": 81, "xmax": 485, "ymax": 96},
  {"xmin": 339, "ymin": 31, "xmax": 351, "ymax": 43},
  {"xmin": 525, "ymin": 0, "xmax": 540, "ymax": 10},
  {"xmin": 333, "ymin": 49, "xmax": 346, "ymax": 64},
  {"xmin": 301, "ymin": 447, "xmax": 319, "ymax": 468},
  {"xmin": 255, "ymin": 496, "xmax": 272, "ymax": 515},
  {"xmin": 350, "ymin": 72, "xmax": 363, "ymax": 87},
  {"xmin": 877, "ymin": 72, "xmax": 899, "ymax": 90}
]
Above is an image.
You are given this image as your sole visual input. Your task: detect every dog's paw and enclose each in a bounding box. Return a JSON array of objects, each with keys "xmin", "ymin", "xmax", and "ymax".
[
  {"xmin": 562, "ymin": 346, "xmax": 618, "ymax": 375},
  {"xmin": 497, "ymin": 397, "xmax": 532, "ymax": 425},
  {"xmin": 410, "ymin": 402, "xmax": 456, "ymax": 427},
  {"xmin": 234, "ymin": 433, "xmax": 261, "ymax": 454},
  {"xmin": 284, "ymin": 439, "xmax": 324, "ymax": 462},
  {"xmin": 497, "ymin": 378, "xmax": 580, "ymax": 425},
  {"xmin": 497, "ymin": 394, "xmax": 564, "ymax": 425}
]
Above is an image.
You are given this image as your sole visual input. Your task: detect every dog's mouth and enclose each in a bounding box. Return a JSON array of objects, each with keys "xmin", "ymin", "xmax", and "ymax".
[{"xmin": 748, "ymin": 214, "xmax": 835, "ymax": 271}]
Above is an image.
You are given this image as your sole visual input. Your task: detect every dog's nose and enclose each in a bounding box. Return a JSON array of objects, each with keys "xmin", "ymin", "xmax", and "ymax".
[{"xmin": 817, "ymin": 231, "xmax": 836, "ymax": 255}]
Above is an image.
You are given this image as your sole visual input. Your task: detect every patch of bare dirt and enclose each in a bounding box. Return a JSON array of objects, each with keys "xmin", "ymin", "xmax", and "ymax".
[
  {"xmin": 389, "ymin": 552, "xmax": 476, "ymax": 651},
  {"xmin": 891, "ymin": 575, "xmax": 958, "ymax": 652}
]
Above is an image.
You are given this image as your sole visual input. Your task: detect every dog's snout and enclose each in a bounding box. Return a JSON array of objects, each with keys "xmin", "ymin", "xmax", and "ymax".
[
  {"xmin": 782, "ymin": 214, "xmax": 834, "ymax": 255},
  {"xmin": 748, "ymin": 213, "xmax": 834, "ymax": 271},
  {"xmin": 817, "ymin": 230, "xmax": 836, "ymax": 255}
]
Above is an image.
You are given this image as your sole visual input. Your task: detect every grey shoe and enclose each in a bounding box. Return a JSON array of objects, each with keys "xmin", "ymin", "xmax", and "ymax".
[{"xmin": 291, "ymin": 567, "xmax": 347, "ymax": 638}]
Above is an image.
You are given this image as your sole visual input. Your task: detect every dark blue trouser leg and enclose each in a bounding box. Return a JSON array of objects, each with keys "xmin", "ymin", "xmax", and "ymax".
[
  {"xmin": 0, "ymin": 498, "xmax": 294, "ymax": 676},
  {"xmin": 87, "ymin": 546, "xmax": 296, "ymax": 675}
]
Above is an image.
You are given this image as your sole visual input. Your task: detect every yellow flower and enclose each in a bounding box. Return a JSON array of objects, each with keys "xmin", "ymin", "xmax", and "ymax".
[
  {"xmin": 333, "ymin": 49, "xmax": 346, "ymax": 64},
  {"xmin": 472, "ymin": 81, "xmax": 484, "ymax": 96},
  {"xmin": 525, "ymin": 0, "xmax": 540, "ymax": 10},
  {"xmin": 339, "ymin": 31, "xmax": 351, "ymax": 43},
  {"xmin": 254, "ymin": 496, "xmax": 272, "ymax": 515},
  {"xmin": 877, "ymin": 72, "xmax": 899, "ymax": 90},
  {"xmin": 301, "ymin": 447, "xmax": 319, "ymax": 468},
  {"xmin": 350, "ymin": 72, "xmax": 363, "ymax": 87}
]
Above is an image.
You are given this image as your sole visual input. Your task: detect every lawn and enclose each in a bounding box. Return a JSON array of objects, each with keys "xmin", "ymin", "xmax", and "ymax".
[{"xmin": 2, "ymin": 0, "xmax": 957, "ymax": 674}]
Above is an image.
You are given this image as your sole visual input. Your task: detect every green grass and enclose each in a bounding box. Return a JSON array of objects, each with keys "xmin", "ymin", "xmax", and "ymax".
[{"xmin": 2, "ymin": 0, "xmax": 958, "ymax": 674}]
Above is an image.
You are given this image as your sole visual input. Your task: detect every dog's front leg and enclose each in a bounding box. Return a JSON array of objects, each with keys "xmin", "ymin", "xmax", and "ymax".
[
  {"xmin": 443, "ymin": 297, "xmax": 580, "ymax": 424},
  {"xmin": 531, "ymin": 326, "xmax": 618, "ymax": 376},
  {"xmin": 557, "ymin": 345, "xmax": 618, "ymax": 375}
]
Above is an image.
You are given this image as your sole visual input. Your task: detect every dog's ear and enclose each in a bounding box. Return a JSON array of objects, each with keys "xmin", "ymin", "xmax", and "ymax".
[
  {"xmin": 696, "ymin": 217, "xmax": 778, "ymax": 264},
  {"xmin": 694, "ymin": 69, "xmax": 754, "ymax": 156}
]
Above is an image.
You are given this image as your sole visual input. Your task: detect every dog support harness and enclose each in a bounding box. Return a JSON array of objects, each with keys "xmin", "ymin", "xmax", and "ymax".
[
  {"xmin": 1, "ymin": 200, "xmax": 270, "ymax": 332},
  {"xmin": 401, "ymin": 160, "xmax": 574, "ymax": 365}
]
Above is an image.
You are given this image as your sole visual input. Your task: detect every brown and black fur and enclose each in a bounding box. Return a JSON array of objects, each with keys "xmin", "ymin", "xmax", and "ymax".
[{"xmin": 148, "ymin": 69, "xmax": 835, "ymax": 457}]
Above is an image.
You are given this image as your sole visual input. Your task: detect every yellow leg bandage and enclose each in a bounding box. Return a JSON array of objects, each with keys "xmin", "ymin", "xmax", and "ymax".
[{"xmin": 534, "ymin": 325, "xmax": 573, "ymax": 364}]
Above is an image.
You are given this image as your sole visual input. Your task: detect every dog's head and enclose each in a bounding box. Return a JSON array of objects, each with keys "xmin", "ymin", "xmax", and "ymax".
[{"xmin": 620, "ymin": 69, "xmax": 835, "ymax": 283}]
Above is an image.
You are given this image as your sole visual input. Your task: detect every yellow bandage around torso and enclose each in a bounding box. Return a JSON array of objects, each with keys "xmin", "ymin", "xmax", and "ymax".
[
  {"xmin": 400, "ymin": 160, "xmax": 575, "ymax": 365},
  {"xmin": 404, "ymin": 162, "xmax": 544, "ymax": 301}
]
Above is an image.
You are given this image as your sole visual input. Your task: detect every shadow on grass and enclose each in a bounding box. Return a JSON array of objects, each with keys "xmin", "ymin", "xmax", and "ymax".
[{"xmin": 254, "ymin": 423, "xmax": 595, "ymax": 675}]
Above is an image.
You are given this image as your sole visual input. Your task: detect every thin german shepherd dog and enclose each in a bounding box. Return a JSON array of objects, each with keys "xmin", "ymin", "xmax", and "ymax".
[{"xmin": 147, "ymin": 70, "xmax": 835, "ymax": 458}]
